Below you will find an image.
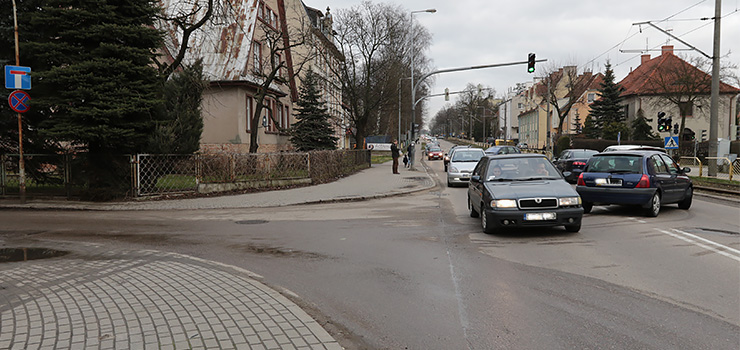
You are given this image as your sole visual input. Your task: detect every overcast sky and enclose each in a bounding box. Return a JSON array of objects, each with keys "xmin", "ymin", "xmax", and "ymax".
[{"xmin": 318, "ymin": 0, "xmax": 740, "ymax": 125}]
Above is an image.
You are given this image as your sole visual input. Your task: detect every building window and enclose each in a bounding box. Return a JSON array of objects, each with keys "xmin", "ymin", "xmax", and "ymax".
[
  {"xmin": 246, "ymin": 96, "xmax": 253, "ymax": 132},
  {"xmin": 252, "ymin": 41, "xmax": 262, "ymax": 74},
  {"xmin": 587, "ymin": 93, "xmax": 595, "ymax": 103}
]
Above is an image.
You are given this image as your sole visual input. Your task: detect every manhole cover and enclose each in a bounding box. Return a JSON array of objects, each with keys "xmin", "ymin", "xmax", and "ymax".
[
  {"xmin": 0, "ymin": 248, "xmax": 69, "ymax": 263},
  {"xmin": 235, "ymin": 220, "xmax": 269, "ymax": 225}
]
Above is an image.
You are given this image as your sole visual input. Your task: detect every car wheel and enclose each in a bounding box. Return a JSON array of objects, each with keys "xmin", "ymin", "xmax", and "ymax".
[
  {"xmin": 646, "ymin": 192, "xmax": 661, "ymax": 217},
  {"xmin": 564, "ymin": 222, "xmax": 581, "ymax": 232},
  {"xmin": 447, "ymin": 180, "xmax": 453, "ymax": 187},
  {"xmin": 481, "ymin": 207, "xmax": 494, "ymax": 234},
  {"xmin": 678, "ymin": 187, "xmax": 692, "ymax": 210},
  {"xmin": 582, "ymin": 201, "xmax": 593, "ymax": 214},
  {"xmin": 469, "ymin": 197, "xmax": 479, "ymax": 218}
]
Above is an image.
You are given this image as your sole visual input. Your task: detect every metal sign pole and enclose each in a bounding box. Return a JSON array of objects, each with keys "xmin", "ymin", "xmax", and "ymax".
[{"xmin": 12, "ymin": 0, "xmax": 26, "ymax": 203}]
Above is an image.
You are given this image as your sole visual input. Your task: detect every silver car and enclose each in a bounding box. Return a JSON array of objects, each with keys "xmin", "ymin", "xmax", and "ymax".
[{"xmin": 447, "ymin": 148, "xmax": 486, "ymax": 187}]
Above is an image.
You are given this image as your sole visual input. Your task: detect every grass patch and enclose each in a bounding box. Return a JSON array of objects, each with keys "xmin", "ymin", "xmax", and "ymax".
[
  {"xmin": 690, "ymin": 176, "xmax": 740, "ymax": 191},
  {"xmin": 372, "ymin": 154, "xmax": 393, "ymax": 164}
]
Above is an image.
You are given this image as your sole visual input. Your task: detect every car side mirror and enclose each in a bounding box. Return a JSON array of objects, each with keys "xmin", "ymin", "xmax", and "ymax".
[
  {"xmin": 471, "ymin": 175, "xmax": 481, "ymax": 183},
  {"xmin": 682, "ymin": 167, "xmax": 691, "ymax": 174}
]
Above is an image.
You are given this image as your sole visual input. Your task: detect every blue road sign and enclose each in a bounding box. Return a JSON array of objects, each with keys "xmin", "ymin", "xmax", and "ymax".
[
  {"xmin": 5, "ymin": 65, "xmax": 31, "ymax": 90},
  {"xmin": 664, "ymin": 136, "xmax": 679, "ymax": 149},
  {"xmin": 8, "ymin": 90, "xmax": 30, "ymax": 113}
]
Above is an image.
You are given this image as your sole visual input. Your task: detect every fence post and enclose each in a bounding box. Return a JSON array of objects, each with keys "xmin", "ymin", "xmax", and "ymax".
[
  {"xmin": 133, "ymin": 155, "xmax": 140, "ymax": 197},
  {"xmin": 64, "ymin": 153, "xmax": 71, "ymax": 199},
  {"xmin": 1, "ymin": 154, "xmax": 5, "ymax": 196},
  {"xmin": 195, "ymin": 154, "xmax": 201, "ymax": 192},
  {"xmin": 307, "ymin": 152, "xmax": 311, "ymax": 180}
]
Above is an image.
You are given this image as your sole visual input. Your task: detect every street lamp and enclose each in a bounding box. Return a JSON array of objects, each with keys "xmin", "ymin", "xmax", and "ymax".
[
  {"xmin": 409, "ymin": 8, "xmax": 435, "ymax": 169},
  {"xmin": 398, "ymin": 77, "xmax": 411, "ymax": 143}
]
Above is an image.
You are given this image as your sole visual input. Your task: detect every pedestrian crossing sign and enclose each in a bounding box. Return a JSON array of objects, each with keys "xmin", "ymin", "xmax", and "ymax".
[{"xmin": 664, "ymin": 136, "xmax": 679, "ymax": 149}]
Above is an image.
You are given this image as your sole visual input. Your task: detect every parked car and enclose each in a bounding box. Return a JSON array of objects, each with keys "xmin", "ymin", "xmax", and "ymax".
[
  {"xmin": 467, "ymin": 154, "xmax": 584, "ymax": 234},
  {"xmin": 553, "ymin": 149, "xmax": 599, "ymax": 183},
  {"xmin": 484, "ymin": 145, "xmax": 521, "ymax": 155},
  {"xmin": 447, "ymin": 148, "xmax": 486, "ymax": 187},
  {"xmin": 427, "ymin": 147, "xmax": 444, "ymax": 160},
  {"xmin": 602, "ymin": 145, "xmax": 667, "ymax": 153},
  {"xmin": 576, "ymin": 150, "xmax": 692, "ymax": 217},
  {"xmin": 517, "ymin": 143, "xmax": 528, "ymax": 149},
  {"xmin": 444, "ymin": 145, "xmax": 470, "ymax": 171}
]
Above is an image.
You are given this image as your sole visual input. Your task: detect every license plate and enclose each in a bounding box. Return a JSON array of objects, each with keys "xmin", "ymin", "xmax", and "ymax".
[
  {"xmin": 524, "ymin": 212, "xmax": 556, "ymax": 221},
  {"xmin": 595, "ymin": 178, "xmax": 622, "ymax": 186}
]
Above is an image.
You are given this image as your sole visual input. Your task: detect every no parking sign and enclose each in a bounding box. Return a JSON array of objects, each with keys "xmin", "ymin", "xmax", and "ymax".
[{"xmin": 8, "ymin": 90, "xmax": 30, "ymax": 113}]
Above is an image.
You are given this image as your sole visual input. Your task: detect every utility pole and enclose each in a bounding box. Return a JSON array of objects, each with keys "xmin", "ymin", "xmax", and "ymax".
[{"xmin": 708, "ymin": 0, "xmax": 721, "ymax": 176}]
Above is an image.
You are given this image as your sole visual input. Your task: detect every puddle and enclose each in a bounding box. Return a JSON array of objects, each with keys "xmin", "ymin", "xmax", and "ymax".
[
  {"xmin": 235, "ymin": 220, "xmax": 269, "ymax": 225},
  {"xmin": 0, "ymin": 248, "xmax": 69, "ymax": 263}
]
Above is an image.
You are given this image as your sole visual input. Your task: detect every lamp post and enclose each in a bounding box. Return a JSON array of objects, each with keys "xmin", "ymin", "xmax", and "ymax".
[
  {"xmin": 398, "ymin": 77, "xmax": 411, "ymax": 143},
  {"xmin": 409, "ymin": 8, "xmax": 435, "ymax": 169}
]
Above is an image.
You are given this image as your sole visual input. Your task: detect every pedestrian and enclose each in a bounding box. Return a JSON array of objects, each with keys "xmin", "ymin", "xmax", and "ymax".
[
  {"xmin": 390, "ymin": 139, "xmax": 400, "ymax": 174},
  {"xmin": 403, "ymin": 153, "xmax": 409, "ymax": 168}
]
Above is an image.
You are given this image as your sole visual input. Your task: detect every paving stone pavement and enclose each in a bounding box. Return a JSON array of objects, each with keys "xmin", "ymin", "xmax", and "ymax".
[{"xmin": 0, "ymin": 248, "xmax": 342, "ymax": 350}]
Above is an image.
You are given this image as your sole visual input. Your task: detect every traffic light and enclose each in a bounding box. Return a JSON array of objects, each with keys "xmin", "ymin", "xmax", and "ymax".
[
  {"xmin": 527, "ymin": 53, "xmax": 535, "ymax": 73},
  {"xmin": 701, "ymin": 129, "xmax": 707, "ymax": 141},
  {"xmin": 445, "ymin": 88, "xmax": 449, "ymax": 101},
  {"xmin": 656, "ymin": 112, "xmax": 666, "ymax": 131},
  {"xmin": 665, "ymin": 117, "xmax": 672, "ymax": 132},
  {"xmin": 673, "ymin": 123, "xmax": 679, "ymax": 134}
]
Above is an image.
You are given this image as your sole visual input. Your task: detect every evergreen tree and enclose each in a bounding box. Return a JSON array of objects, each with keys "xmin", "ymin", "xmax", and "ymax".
[
  {"xmin": 588, "ymin": 62, "xmax": 626, "ymax": 140},
  {"xmin": 149, "ymin": 59, "xmax": 206, "ymax": 154},
  {"xmin": 11, "ymin": 0, "xmax": 163, "ymax": 197},
  {"xmin": 290, "ymin": 69, "xmax": 338, "ymax": 151},
  {"xmin": 582, "ymin": 116, "xmax": 600, "ymax": 139},
  {"xmin": 630, "ymin": 110, "xmax": 659, "ymax": 141}
]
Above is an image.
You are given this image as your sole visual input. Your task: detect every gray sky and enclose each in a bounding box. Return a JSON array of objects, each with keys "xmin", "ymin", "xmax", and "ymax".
[{"xmin": 319, "ymin": 0, "xmax": 740, "ymax": 125}]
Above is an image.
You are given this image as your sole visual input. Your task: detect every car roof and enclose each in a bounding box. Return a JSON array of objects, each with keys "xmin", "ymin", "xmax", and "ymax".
[
  {"xmin": 602, "ymin": 145, "xmax": 666, "ymax": 152},
  {"xmin": 594, "ymin": 150, "xmax": 666, "ymax": 156},
  {"xmin": 482, "ymin": 153, "xmax": 547, "ymax": 160}
]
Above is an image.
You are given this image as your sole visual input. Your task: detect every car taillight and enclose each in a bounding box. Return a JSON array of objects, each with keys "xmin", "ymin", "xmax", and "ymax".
[
  {"xmin": 636, "ymin": 174, "xmax": 650, "ymax": 188},
  {"xmin": 577, "ymin": 173, "xmax": 585, "ymax": 186},
  {"xmin": 573, "ymin": 161, "xmax": 586, "ymax": 167}
]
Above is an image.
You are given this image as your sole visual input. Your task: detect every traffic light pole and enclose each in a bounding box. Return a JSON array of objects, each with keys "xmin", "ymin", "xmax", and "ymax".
[{"xmin": 408, "ymin": 58, "xmax": 547, "ymax": 169}]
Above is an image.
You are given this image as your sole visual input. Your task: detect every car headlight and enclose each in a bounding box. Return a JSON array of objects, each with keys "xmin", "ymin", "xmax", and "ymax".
[
  {"xmin": 450, "ymin": 166, "xmax": 459, "ymax": 173},
  {"xmin": 492, "ymin": 199, "xmax": 517, "ymax": 208},
  {"xmin": 558, "ymin": 197, "xmax": 581, "ymax": 206},
  {"xmin": 444, "ymin": 156, "xmax": 450, "ymax": 161}
]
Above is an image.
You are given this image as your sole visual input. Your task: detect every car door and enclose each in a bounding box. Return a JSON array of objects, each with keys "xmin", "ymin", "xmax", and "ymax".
[
  {"xmin": 468, "ymin": 158, "xmax": 488, "ymax": 212},
  {"xmin": 555, "ymin": 150, "xmax": 570, "ymax": 172},
  {"xmin": 648, "ymin": 155, "xmax": 675, "ymax": 202},
  {"xmin": 660, "ymin": 154, "xmax": 684, "ymax": 202}
]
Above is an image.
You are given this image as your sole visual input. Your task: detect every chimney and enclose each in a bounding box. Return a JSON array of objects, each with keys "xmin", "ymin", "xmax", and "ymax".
[
  {"xmin": 661, "ymin": 45, "xmax": 674, "ymax": 55},
  {"xmin": 641, "ymin": 54, "xmax": 651, "ymax": 65}
]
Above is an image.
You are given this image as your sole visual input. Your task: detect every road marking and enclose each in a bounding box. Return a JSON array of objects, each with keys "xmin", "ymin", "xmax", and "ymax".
[
  {"xmin": 656, "ymin": 228, "xmax": 740, "ymax": 262},
  {"xmin": 628, "ymin": 217, "xmax": 647, "ymax": 224}
]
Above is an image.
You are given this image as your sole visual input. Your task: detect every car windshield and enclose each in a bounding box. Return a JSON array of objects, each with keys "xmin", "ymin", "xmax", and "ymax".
[
  {"xmin": 451, "ymin": 150, "xmax": 485, "ymax": 162},
  {"xmin": 486, "ymin": 157, "xmax": 561, "ymax": 181},
  {"xmin": 571, "ymin": 150, "xmax": 598, "ymax": 158},
  {"xmin": 429, "ymin": 148, "xmax": 441, "ymax": 152},
  {"xmin": 587, "ymin": 155, "xmax": 643, "ymax": 173}
]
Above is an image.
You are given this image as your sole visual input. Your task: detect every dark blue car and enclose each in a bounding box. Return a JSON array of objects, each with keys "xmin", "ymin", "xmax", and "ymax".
[{"xmin": 576, "ymin": 151, "xmax": 693, "ymax": 217}]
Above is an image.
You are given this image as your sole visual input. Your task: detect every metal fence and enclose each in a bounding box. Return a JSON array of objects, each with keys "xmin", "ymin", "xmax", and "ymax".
[
  {"xmin": 679, "ymin": 156, "xmax": 739, "ymax": 181},
  {"xmin": 1, "ymin": 150, "xmax": 371, "ymax": 199}
]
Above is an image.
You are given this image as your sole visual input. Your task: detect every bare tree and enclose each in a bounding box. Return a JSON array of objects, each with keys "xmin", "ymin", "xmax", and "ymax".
[
  {"xmin": 248, "ymin": 19, "xmax": 317, "ymax": 153},
  {"xmin": 453, "ymin": 84, "xmax": 496, "ymax": 141},
  {"xmin": 331, "ymin": 2, "xmax": 432, "ymax": 147},
  {"xmin": 535, "ymin": 65, "xmax": 596, "ymax": 140}
]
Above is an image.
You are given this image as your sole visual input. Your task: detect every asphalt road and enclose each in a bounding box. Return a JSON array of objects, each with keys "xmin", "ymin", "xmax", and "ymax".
[{"xmin": 1, "ymin": 143, "xmax": 738, "ymax": 349}]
